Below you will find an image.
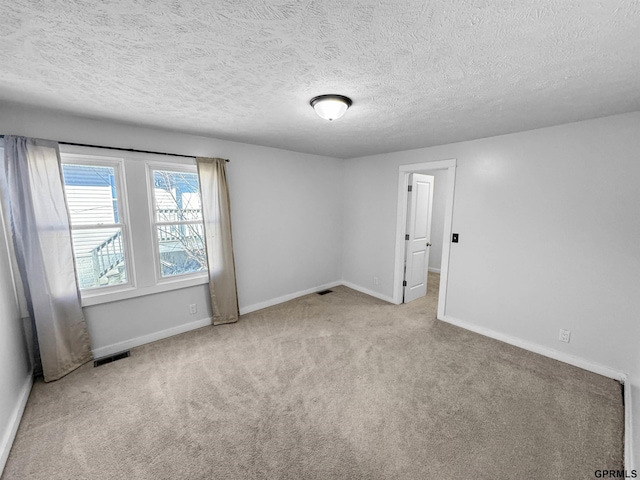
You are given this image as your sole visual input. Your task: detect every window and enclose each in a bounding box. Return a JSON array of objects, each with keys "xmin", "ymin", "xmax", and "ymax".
[
  {"xmin": 149, "ymin": 167, "xmax": 207, "ymax": 279},
  {"xmin": 59, "ymin": 146, "xmax": 209, "ymax": 305},
  {"xmin": 61, "ymin": 159, "xmax": 131, "ymax": 291}
]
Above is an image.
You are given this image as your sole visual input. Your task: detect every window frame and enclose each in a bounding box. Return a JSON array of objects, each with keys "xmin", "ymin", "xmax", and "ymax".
[
  {"xmin": 146, "ymin": 162, "xmax": 208, "ymax": 285},
  {"xmin": 61, "ymin": 153, "xmax": 137, "ymax": 298},
  {"xmin": 58, "ymin": 145, "xmax": 209, "ymax": 307}
]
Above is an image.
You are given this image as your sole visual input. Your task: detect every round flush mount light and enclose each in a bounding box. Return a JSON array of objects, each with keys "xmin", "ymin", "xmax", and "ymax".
[{"xmin": 310, "ymin": 94, "xmax": 352, "ymax": 121}]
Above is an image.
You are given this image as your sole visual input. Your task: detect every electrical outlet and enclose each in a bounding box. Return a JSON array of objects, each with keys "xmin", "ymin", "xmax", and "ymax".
[
  {"xmin": 559, "ymin": 329, "xmax": 571, "ymax": 343},
  {"xmin": 189, "ymin": 303, "xmax": 197, "ymax": 315},
  {"xmin": 373, "ymin": 277, "xmax": 379, "ymax": 286}
]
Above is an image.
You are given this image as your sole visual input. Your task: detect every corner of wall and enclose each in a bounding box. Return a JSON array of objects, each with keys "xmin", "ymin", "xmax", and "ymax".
[
  {"xmin": 627, "ymin": 377, "xmax": 638, "ymax": 473},
  {"xmin": 0, "ymin": 372, "xmax": 32, "ymax": 477}
]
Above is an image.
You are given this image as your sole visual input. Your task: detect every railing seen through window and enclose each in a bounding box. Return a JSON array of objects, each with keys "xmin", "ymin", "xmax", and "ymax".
[
  {"xmin": 151, "ymin": 169, "xmax": 207, "ymax": 278},
  {"xmin": 61, "ymin": 162, "xmax": 129, "ymax": 290}
]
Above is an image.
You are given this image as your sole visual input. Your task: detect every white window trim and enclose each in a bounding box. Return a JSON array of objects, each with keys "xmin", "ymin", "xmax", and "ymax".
[
  {"xmin": 60, "ymin": 153, "xmax": 138, "ymax": 299},
  {"xmin": 59, "ymin": 145, "xmax": 209, "ymax": 307},
  {"xmin": 80, "ymin": 275, "xmax": 209, "ymax": 306},
  {"xmin": 146, "ymin": 162, "xmax": 208, "ymax": 286}
]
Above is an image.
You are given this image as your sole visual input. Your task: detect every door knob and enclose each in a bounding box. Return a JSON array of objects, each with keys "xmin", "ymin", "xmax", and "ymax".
[{"xmin": 426, "ymin": 242, "xmax": 432, "ymax": 247}]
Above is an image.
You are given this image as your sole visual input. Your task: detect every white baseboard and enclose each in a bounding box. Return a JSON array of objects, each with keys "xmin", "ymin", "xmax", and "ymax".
[
  {"xmin": 239, "ymin": 281, "xmax": 343, "ymax": 315},
  {"xmin": 23, "ymin": 285, "xmax": 638, "ymax": 472},
  {"xmin": 439, "ymin": 315, "xmax": 634, "ymax": 469},
  {"xmin": 624, "ymin": 381, "xmax": 634, "ymax": 473},
  {"xmin": 440, "ymin": 315, "xmax": 626, "ymax": 381},
  {"xmin": 428, "ymin": 267, "xmax": 441, "ymax": 274},
  {"xmin": 0, "ymin": 373, "xmax": 32, "ymax": 477},
  {"xmin": 340, "ymin": 281, "xmax": 396, "ymax": 304},
  {"xmin": 93, "ymin": 281, "xmax": 345, "ymax": 356},
  {"xmin": 239, "ymin": 279, "xmax": 396, "ymax": 316},
  {"xmin": 92, "ymin": 317, "xmax": 213, "ymax": 359}
]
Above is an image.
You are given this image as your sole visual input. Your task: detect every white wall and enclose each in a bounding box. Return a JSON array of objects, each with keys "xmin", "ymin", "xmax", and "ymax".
[
  {"xmin": 0, "ymin": 102, "xmax": 344, "ymax": 355},
  {"xmin": 0, "ymin": 194, "xmax": 32, "ymax": 474},
  {"xmin": 343, "ymin": 112, "xmax": 640, "ymax": 469}
]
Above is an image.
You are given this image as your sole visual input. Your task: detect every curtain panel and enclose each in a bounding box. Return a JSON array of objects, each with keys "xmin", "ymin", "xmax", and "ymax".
[
  {"xmin": 0, "ymin": 136, "xmax": 92, "ymax": 381},
  {"xmin": 196, "ymin": 157, "xmax": 239, "ymax": 325}
]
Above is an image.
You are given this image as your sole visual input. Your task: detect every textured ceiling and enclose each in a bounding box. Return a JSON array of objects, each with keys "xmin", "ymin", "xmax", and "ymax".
[{"xmin": 1, "ymin": 1, "xmax": 639, "ymax": 158}]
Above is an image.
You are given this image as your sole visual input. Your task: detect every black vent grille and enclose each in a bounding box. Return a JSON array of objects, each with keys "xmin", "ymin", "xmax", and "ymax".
[
  {"xmin": 317, "ymin": 289, "xmax": 333, "ymax": 296},
  {"xmin": 94, "ymin": 350, "xmax": 130, "ymax": 367}
]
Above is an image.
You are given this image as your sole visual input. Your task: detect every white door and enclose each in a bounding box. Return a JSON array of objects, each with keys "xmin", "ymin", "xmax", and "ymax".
[{"xmin": 403, "ymin": 173, "xmax": 434, "ymax": 303}]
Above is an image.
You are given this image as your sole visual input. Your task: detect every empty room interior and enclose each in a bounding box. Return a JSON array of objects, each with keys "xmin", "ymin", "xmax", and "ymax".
[{"xmin": 1, "ymin": 1, "xmax": 639, "ymax": 479}]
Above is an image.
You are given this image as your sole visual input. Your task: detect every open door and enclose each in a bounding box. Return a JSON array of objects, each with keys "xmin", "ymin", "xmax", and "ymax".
[{"xmin": 403, "ymin": 173, "xmax": 434, "ymax": 303}]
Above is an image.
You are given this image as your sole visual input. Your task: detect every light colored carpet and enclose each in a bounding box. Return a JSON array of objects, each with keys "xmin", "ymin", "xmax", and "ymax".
[{"xmin": 2, "ymin": 273, "xmax": 624, "ymax": 479}]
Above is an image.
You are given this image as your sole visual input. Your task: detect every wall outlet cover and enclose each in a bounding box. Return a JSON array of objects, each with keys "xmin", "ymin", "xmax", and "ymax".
[{"xmin": 559, "ymin": 329, "xmax": 571, "ymax": 343}]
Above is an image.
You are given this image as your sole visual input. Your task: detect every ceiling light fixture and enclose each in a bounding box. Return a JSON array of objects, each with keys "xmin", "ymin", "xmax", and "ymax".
[{"xmin": 310, "ymin": 94, "xmax": 352, "ymax": 121}]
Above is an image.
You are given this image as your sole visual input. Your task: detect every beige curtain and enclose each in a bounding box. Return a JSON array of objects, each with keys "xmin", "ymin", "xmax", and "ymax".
[
  {"xmin": 0, "ymin": 136, "xmax": 92, "ymax": 381},
  {"xmin": 196, "ymin": 157, "xmax": 239, "ymax": 325}
]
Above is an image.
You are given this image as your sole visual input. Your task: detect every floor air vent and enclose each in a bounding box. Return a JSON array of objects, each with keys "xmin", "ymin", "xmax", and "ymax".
[
  {"xmin": 317, "ymin": 289, "xmax": 333, "ymax": 295},
  {"xmin": 94, "ymin": 350, "xmax": 130, "ymax": 367}
]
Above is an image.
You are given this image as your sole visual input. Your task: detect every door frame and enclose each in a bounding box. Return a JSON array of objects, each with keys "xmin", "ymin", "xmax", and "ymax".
[{"xmin": 393, "ymin": 159, "xmax": 457, "ymax": 319}]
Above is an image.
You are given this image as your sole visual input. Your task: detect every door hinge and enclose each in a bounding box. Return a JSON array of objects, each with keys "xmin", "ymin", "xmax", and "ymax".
[
  {"xmin": 402, "ymin": 280, "xmax": 407, "ymax": 286},
  {"xmin": 405, "ymin": 234, "xmax": 410, "ymax": 240},
  {"xmin": 408, "ymin": 185, "xmax": 412, "ymax": 192}
]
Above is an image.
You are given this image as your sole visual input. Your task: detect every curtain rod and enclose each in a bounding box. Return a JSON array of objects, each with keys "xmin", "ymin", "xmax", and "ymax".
[{"xmin": 0, "ymin": 135, "xmax": 229, "ymax": 162}]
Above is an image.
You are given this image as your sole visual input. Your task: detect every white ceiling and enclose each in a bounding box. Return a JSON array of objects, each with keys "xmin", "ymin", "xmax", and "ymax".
[{"xmin": 1, "ymin": 1, "xmax": 639, "ymax": 158}]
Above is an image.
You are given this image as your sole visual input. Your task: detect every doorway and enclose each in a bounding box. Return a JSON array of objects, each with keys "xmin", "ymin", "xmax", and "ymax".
[
  {"xmin": 403, "ymin": 173, "xmax": 435, "ymax": 303},
  {"xmin": 393, "ymin": 159, "xmax": 457, "ymax": 319}
]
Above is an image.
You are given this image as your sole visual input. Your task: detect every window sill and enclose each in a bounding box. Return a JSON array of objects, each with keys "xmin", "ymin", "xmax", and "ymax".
[{"xmin": 81, "ymin": 275, "xmax": 209, "ymax": 307}]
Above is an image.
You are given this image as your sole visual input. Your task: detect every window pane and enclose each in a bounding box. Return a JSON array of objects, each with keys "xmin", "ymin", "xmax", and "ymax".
[
  {"xmin": 153, "ymin": 170, "xmax": 202, "ymax": 222},
  {"xmin": 156, "ymin": 223, "xmax": 206, "ymax": 277},
  {"xmin": 62, "ymin": 164, "xmax": 119, "ymax": 225},
  {"xmin": 71, "ymin": 227, "xmax": 127, "ymax": 289}
]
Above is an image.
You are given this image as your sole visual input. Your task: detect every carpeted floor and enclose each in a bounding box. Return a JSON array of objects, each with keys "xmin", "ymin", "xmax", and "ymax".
[{"xmin": 2, "ymin": 273, "xmax": 624, "ymax": 479}]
